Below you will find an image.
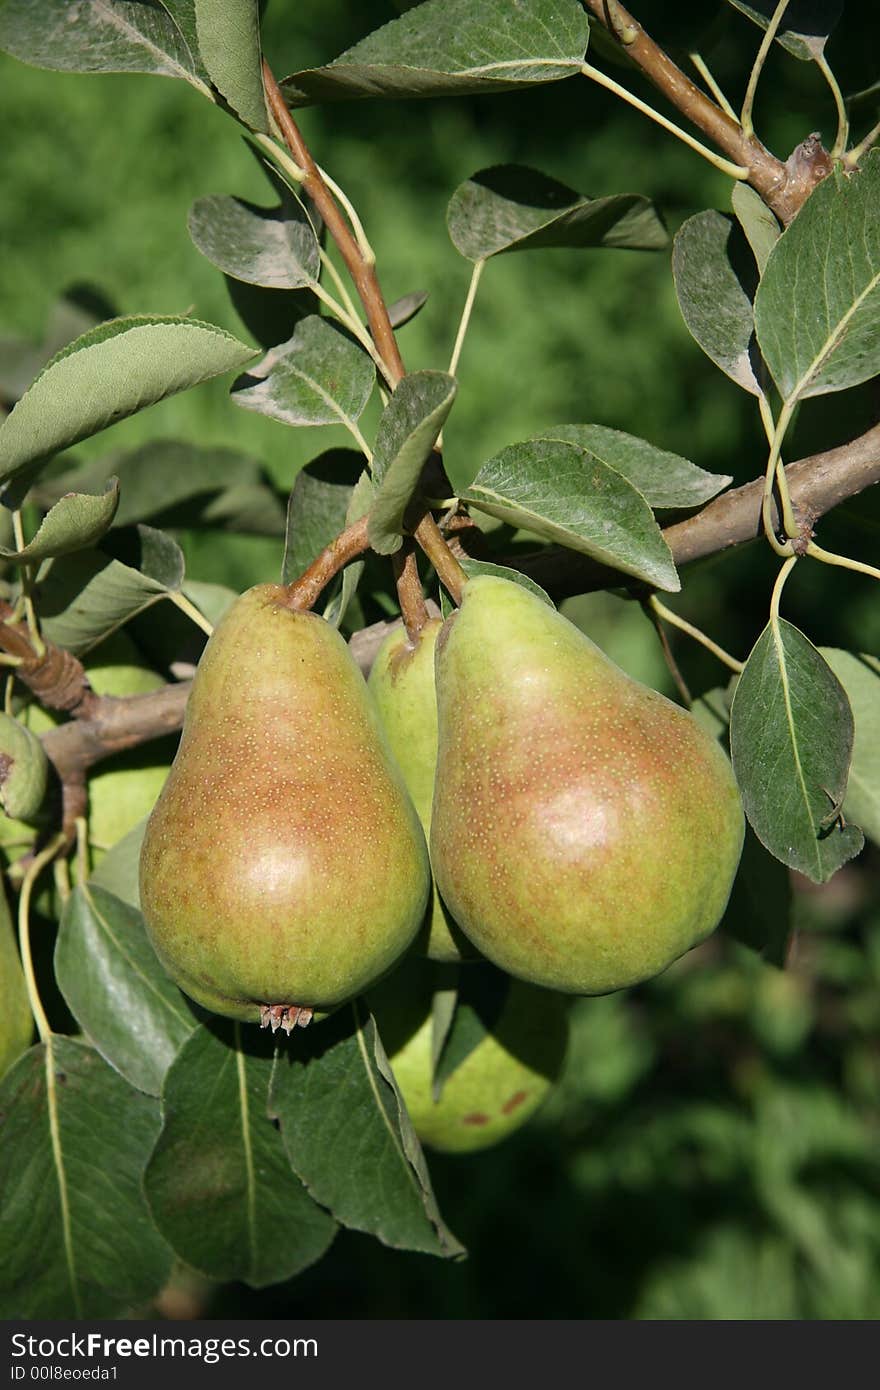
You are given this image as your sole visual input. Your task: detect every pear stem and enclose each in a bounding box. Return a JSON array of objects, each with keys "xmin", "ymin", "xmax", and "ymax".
[
  {"xmin": 649, "ymin": 597, "xmax": 745, "ymax": 674},
  {"xmin": 642, "ymin": 601, "xmax": 693, "ymax": 707},
  {"xmin": 393, "ymin": 546, "xmax": 429, "ymax": 642},
  {"xmin": 285, "ymin": 515, "xmax": 372, "ymax": 612},
  {"xmin": 412, "ymin": 511, "xmax": 467, "ymax": 605}
]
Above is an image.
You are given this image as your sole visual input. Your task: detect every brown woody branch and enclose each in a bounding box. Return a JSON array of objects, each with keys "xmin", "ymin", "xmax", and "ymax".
[{"xmin": 582, "ymin": 1, "xmax": 832, "ymax": 222}]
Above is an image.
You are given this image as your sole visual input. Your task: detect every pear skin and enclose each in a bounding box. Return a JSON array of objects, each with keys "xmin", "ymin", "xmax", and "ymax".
[
  {"xmin": 369, "ymin": 619, "xmax": 475, "ymax": 964},
  {"xmin": 140, "ymin": 584, "xmax": 430, "ymax": 1024},
  {"xmin": 431, "ymin": 576, "xmax": 744, "ymax": 994},
  {"xmin": 370, "ymin": 960, "xmax": 568, "ymax": 1153}
]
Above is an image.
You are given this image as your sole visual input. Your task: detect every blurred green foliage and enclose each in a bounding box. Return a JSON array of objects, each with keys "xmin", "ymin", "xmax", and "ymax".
[{"xmin": 1, "ymin": 0, "xmax": 879, "ymax": 1320}]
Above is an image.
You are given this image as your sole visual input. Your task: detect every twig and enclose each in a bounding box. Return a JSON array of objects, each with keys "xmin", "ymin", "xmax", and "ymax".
[
  {"xmin": 284, "ymin": 514, "xmax": 372, "ymax": 612},
  {"xmin": 393, "ymin": 547, "xmax": 429, "ymax": 642}
]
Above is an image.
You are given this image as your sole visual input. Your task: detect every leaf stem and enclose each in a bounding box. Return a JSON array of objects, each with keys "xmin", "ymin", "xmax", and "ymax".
[
  {"xmin": 845, "ymin": 117, "xmax": 880, "ymax": 167},
  {"xmin": 642, "ymin": 600, "xmax": 692, "ymax": 705},
  {"xmin": 769, "ymin": 553, "xmax": 798, "ymax": 625},
  {"xmin": 740, "ymin": 0, "xmax": 791, "ymax": 139},
  {"xmin": 649, "ymin": 596, "xmax": 745, "ymax": 673},
  {"xmin": 318, "ymin": 247, "xmax": 361, "ymax": 323},
  {"xmin": 806, "ymin": 541, "xmax": 880, "ymax": 584},
  {"xmin": 308, "ymin": 279, "xmax": 394, "ymax": 389},
  {"xmin": 760, "ymin": 396, "xmax": 798, "ymax": 555},
  {"xmin": 815, "ymin": 52, "xmax": 849, "ymax": 159},
  {"xmin": 580, "ymin": 61, "xmax": 749, "ymax": 179},
  {"xmin": 75, "ymin": 816, "xmax": 90, "ymax": 885},
  {"xmin": 168, "ymin": 590, "xmax": 214, "ymax": 637},
  {"xmin": 12, "ymin": 511, "xmax": 46, "ymax": 659},
  {"xmin": 315, "ymin": 164, "xmax": 376, "ymax": 267},
  {"xmin": 412, "ymin": 512, "xmax": 466, "ymax": 605},
  {"xmin": 448, "ymin": 260, "xmax": 485, "ymax": 378},
  {"xmin": 688, "ymin": 52, "xmax": 738, "ymax": 121},
  {"xmin": 17, "ymin": 833, "xmax": 67, "ymax": 1044}
]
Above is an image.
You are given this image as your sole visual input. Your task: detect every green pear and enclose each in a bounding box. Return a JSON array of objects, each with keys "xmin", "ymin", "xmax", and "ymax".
[
  {"xmin": 370, "ymin": 960, "xmax": 568, "ymax": 1154},
  {"xmin": 369, "ymin": 618, "xmax": 474, "ymax": 964},
  {"xmin": 140, "ymin": 583, "xmax": 430, "ymax": 1027},
  {"xmin": 431, "ymin": 576, "xmax": 744, "ymax": 995},
  {"xmin": 0, "ymin": 881, "xmax": 32, "ymax": 1079}
]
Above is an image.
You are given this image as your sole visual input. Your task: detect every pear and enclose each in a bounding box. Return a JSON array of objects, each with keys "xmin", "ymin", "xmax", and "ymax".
[
  {"xmin": 139, "ymin": 583, "xmax": 430, "ymax": 1027},
  {"xmin": 369, "ymin": 618, "xmax": 474, "ymax": 963},
  {"xmin": 370, "ymin": 960, "xmax": 568, "ymax": 1153},
  {"xmin": 431, "ymin": 576, "xmax": 744, "ymax": 995},
  {"xmin": 0, "ymin": 882, "xmax": 32, "ymax": 1079}
]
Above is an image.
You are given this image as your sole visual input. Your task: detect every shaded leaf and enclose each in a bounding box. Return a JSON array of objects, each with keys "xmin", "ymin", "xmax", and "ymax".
[
  {"xmin": 731, "ymin": 181, "xmax": 780, "ymax": 276},
  {"xmin": 145, "ymin": 1022, "xmax": 336, "ymax": 1286},
  {"xmin": 282, "ymin": 450, "xmax": 363, "ymax": 584},
  {"xmin": 755, "ymin": 151, "xmax": 880, "ymax": 402},
  {"xmin": 533, "ymin": 424, "xmax": 730, "ymax": 509},
  {"xmin": 461, "ymin": 438, "xmax": 680, "ymax": 591},
  {"xmin": 821, "ymin": 649, "xmax": 880, "ymax": 846},
  {"xmin": 0, "ymin": 879, "xmax": 32, "ymax": 1081},
  {"xmin": 181, "ymin": 579, "xmax": 237, "ymax": 627},
  {"xmin": 268, "ymin": 1002, "xmax": 464, "ymax": 1258},
  {"xmin": 460, "ymin": 558, "xmax": 553, "ymax": 607},
  {"xmin": 0, "ymin": 1038, "xmax": 171, "ymax": 1317},
  {"xmin": 281, "ymin": 0, "xmax": 589, "ymax": 105},
  {"xmin": 188, "ymin": 191, "xmax": 319, "ymax": 289},
  {"xmin": 0, "ymin": 317, "xmax": 258, "ymax": 491},
  {"xmin": 722, "ymin": 826, "xmax": 793, "ymax": 968},
  {"xmin": 0, "ymin": 482, "xmax": 119, "ymax": 564},
  {"xmin": 673, "ymin": 209, "xmax": 762, "ymax": 395},
  {"xmin": 691, "ymin": 682, "xmax": 736, "ymax": 740},
  {"xmin": 726, "ymin": 0, "xmax": 843, "ymax": 60},
  {"xmin": 388, "ymin": 290, "xmax": 429, "ymax": 328},
  {"xmin": 368, "ymin": 372, "xmax": 457, "ymax": 555},
  {"xmin": 55, "ymin": 884, "xmax": 196, "ymax": 1097},
  {"xmin": 0, "ymin": 288, "xmax": 116, "ymax": 404},
  {"xmin": 89, "ymin": 818, "xmax": 149, "ymax": 907},
  {"xmin": 433, "ymin": 966, "xmax": 510, "ymax": 1097},
  {"xmin": 729, "ymin": 619, "xmax": 864, "ymax": 882},
  {"xmin": 0, "ymin": 0, "xmax": 208, "ymax": 89},
  {"xmin": 447, "ymin": 165, "xmax": 667, "ymax": 262},
  {"xmin": 429, "ymin": 986, "xmax": 458, "ymax": 1102},
  {"xmin": 195, "ymin": 0, "xmax": 267, "ymax": 129},
  {"xmin": 232, "ymin": 316, "xmax": 374, "ymax": 430}
]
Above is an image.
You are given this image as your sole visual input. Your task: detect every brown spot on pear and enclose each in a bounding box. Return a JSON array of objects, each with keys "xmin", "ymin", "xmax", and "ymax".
[
  {"xmin": 430, "ymin": 576, "xmax": 745, "ymax": 994},
  {"xmin": 369, "ymin": 619, "xmax": 476, "ymax": 964},
  {"xmin": 139, "ymin": 584, "xmax": 430, "ymax": 1022}
]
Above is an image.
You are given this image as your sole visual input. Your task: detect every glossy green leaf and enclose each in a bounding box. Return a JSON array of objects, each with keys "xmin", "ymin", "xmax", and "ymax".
[
  {"xmin": 282, "ymin": 450, "xmax": 363, "ymax": 584},
  {"xmin": 194, "ymin": 0, "xmax": 267, "ymax": 129},
  {"xmin": 726, "ymin": 0, "xmax": 843, "ymax": 60},
  {"xmin": 368, "ymin": 372, "xmax": 457, "ymax": 555},
  {"xmin": 0, "ymin": 1038, "xmax": 171, "ymax": 1317},
  {"xmin": 145, "ymin": 1023, "xmax": 336, "ymax": 1286},
  {"xmin": 447, "ymin": 165, "xmax": 667, "ymax": 261},
  {"xmin": 532, "ymin": 424, "xmax": 730, "ymax": 509},
  {"xmin": 188, "ymin": 191, "xmax": 320, "ymax": 289},
  {"xmin": 673, "ymin": 210, "xmax": 762, "ymax": 395},
  {"xmin": 461, "ymin": 438, "xmax": 680, "ymax": 591},
  {"xmin": 731, "ymin": 182, "xmax": 780, "ymax": 276},
  {"xmin": 268, "ymin": 1003, "xmax": 464, "ymax": 1259},
  {"xmin": 721, "ymin": 826, "xmax": 793, "ymax": 968},
  {"xmin": 0, "ymin": 317, "xmax": 258, "ymax": 490},
  {"xmin": 232, "ymin": 316, "xmax": 375, "ymax": 430},
  {"xmin": 821, "ymin": 649, "xmax": 880, "ymax": 846},
  {"xmin": 0, "ymin": 0, "xmax": 209, "ymax": 90},
  {"xmin": 755, "ymin": 151, "xmax": 880, "ymax": 402},
  {"xmin": 0, "ymin": 481, "xmax": 119, "ymax": 564},
  {"xmin": 55, "ymin": 884, "xmax": 196, "ymax": 1097},
  {"xmin": 281, "ymin": 0, "xmax": 589, "ymax": 105},
  {"xmin": 730, "ymin": 619, "xmax": 864, "ymax": 881}
]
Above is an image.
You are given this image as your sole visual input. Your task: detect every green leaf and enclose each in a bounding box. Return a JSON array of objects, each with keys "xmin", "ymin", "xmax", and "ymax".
[
  {"xmin": 461, "ymin": 438, "xmax": 680, "ymax": 591},
  {"xmin": 0, "ymin": 713, "xmax": 49, "ymax": 821},
  {"xmin": 38, "ymin": 533, "xmax": 185, "ymax": 655},
  {"xmin": 731, "ymin": 182, "xmax": 780, "ymax": 276},
  {"xmin": 268, "ymin": 1002, "xmax": 464, "ymax": 1259},
  {"xmin": 194, "ymin": 0, "xmax": 267, "ymax": 129},
  {"xmin": 55, "ymin": 884, "xmax": 196, "ymax": 1098},
  {"xmin": 721, "ymin": 826, "xmax": 793, "ymax": 968},
  {"xmin": 188, "ymin": 191, "xmax": 320, "ymax": 289},
  {"xmin": 690, "ymin": 682, "xmax": 736, "ymax": 740},
  {"xmin": 89, "ymin": 818, "xmax": 149, "ymax": 907},
  {"xmin": 821, "ymin": 649, "xmax": 880, "ymax": 846},
  {"xmin": 368, "ymin": 372, "xmax": 457, "ymax": 555},
  {"xmin": 0, "ymin": 879, "xmax": 32, "ymax": 1081},
  {"xmin": 532, "ymin": 424, "xmax": 730, "ymax": 510},
  {"xmin": 145, "ymin": 1022, "xmax": 336, "ymax": 1286},
  {"xmin": 0, "ymin": 317, "xmax": 258, "ymax": 491},
  {"xmin": 726, "ymin": 1, "xmax": 843, "ymax": 60},
  {"xmin": 232, "ymin": 316, "xmax": 375, "ymax": 431},
  {"xmin": 673, "ymin": 210, "xmax": 762, "ymax": 395},
  {"xmin": 388, "ymin": 290, "xmax": 429, "ymax": 329},
  {"xmin": 281, "ymin": 0, "xmax": 589, "ymax": 105},
  {"xmin": 460, "ymin": 558, "xmax": 553, "ymax": 607},
  {"xmin": 433, "ymin": 967, "xmax": 510, "ymax": 1096},
  {"xmin": 0, "ymin": 0, "xmax": 208, "ymax": 90},
  {"xmin": 181, "ymin": 579, "xmax": 238, "ymax": 627},
  {"xmin": 0, "ymin": 289, "xmax": 116, "ymax": 404},
  {"xmin": 282, "ymin": 450, "xmax": 363, "ymax": 584},
  {"xmin": 754, "ymin": 151, "xmax": 880, "ymax": 402},
  {"xmin": 0, "ymin": 1037, "xmax": 171, "ymax": 1317},
  {"xmin": 0, "ymin": 481, "xmax": 119, "ymax": 565},
  {"xmin": 429, "ymin": 985, "xmax": 458, "ymax": 1102},
  {"xmin": 729, "ymin": 619, "xmax": 864, "ymax": 882},
  {"xmin": 447, "ymin": 165, "xmax": 667, "ymax": 262}
]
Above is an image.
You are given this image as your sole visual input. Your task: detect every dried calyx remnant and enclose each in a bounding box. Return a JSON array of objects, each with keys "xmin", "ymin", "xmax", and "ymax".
[{"xmin": 259, "ymin": 1004, "xmax": 315, "ymax": 1033}]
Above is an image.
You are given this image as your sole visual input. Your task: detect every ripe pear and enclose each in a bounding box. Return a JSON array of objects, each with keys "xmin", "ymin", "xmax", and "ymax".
[
  {"xmin": 139, "ymin": 584, "xmax": 430, "ymax": 1026},
  {"xmin": 368, "ymin": 618, "xmax": 474, "ymax": 964},
  {"xmin": 431, "ymin": 576, "xmax": 744, "ymax": 994},
  {"xmin": 370, "ymin": 961, "xmax": 568, "ymax": 1153}
]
